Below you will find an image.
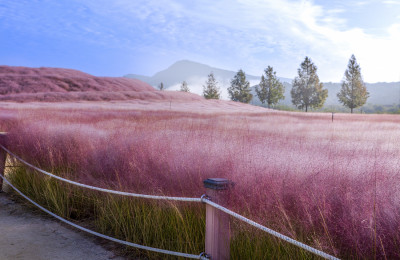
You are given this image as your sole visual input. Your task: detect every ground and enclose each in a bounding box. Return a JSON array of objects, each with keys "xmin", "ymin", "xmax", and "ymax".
[{"xmin": 0, "ymin": 192, "xmax": 126, "ymax": 260}]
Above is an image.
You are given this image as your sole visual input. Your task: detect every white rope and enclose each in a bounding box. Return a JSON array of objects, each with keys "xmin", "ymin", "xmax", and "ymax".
[
  {"xmin": 202, "ymin": 198, "xmax": 340, "ymax": 260},
  {"xmin": 1, "ymin": 144, "xmax": 339, "ymax": 259},
  {"xmin": 0, "ymin": 174, "xmax": 208, "ymax": 260},
  {"xmin": 0, "ymin": 145, "xmax": 201, "ymax": 203}
]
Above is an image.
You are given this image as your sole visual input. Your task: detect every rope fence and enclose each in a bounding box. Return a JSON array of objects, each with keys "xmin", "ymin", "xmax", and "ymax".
[
  {"xmin": 0, "ymin": 173, "xmax": 207, "ymax": 260},
  {"xmin": 0, "ymin": 144, "xmax": 340, "ymax": 260}
]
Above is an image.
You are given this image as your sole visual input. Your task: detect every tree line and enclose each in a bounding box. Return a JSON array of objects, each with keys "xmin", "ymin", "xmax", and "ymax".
[
  {"xmin": 229, "ymin": 55, "xmax": 369, "ymax": 113},
  {"xmin": 159, "ymin": 55, "xmax": 369, "ymax": 113}
]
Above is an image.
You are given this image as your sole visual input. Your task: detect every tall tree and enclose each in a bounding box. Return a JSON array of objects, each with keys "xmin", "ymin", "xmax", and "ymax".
[
  {"xmin": 337, "ymin": 54, "xmax": 369, "ymax": 113},
  {"xmin": 228, "ymin": 69, "xmax": 252, "ymax": 103},
  {"xmin": 180, "ymin": 81, "xmax": 190, "ymax": 92},
  {"xmin": 256, "ymin": 66, "xmax": 285, "ymax": 108},
  {"xmin": 158, "ymin": 82, "xmax": 164, "ymax": 91},
  {"xmin": 291, "ymin": 57, "xmax": 328, "ymax": 112},
  {"xmin": 203, "ymin": 72, "xmax": 221, "ymax": 99}
]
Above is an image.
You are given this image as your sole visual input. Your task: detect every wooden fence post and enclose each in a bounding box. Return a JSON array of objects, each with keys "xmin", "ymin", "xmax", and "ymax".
[
  {"xmin": 203, "ymin": 178, "xmax": 231, "ymax": 260},
  {"xmin": 0, "ymin": 133, "xmax": 7, "ymax": 192}
]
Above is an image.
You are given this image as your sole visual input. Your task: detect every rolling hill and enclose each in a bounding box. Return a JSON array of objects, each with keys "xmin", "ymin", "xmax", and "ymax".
[
  {"xmin": 0, "ymin": 65, "xmax": 154, "ymax": 94},
  {"xmin": 0, "ymin": 65, "xmax": 203, "ymax": 102}
]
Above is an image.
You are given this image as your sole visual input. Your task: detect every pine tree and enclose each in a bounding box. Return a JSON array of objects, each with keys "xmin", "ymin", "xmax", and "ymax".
[
  {"xmin": 228, "ymin": 69, "xmax": 252, "ymax": 103},
  {"xmin": 291, "ymin": 57, "xmax": 328, "ymax": 112},
  {"xmin": 158, "ymin": 82, "xmax": 164, "ymax": 91},
  {"xmin": 337, "ymin": 55, "xmax": 369, "ymax": 113},
  {"xmin": 255, "ymin": 66, "xmax": 285, "ymax": 108},
  {"xmin": 203, "ymin": 72, "xmax": 220, "ymax": 99},
  {"xmin": 180, "ymin": 81, "xmax": 190, "ymax": 92}
]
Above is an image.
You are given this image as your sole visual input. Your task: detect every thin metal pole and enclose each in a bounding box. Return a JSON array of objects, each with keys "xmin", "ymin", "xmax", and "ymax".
[{"xmin": 0, "ymin": 133, "xmax": 7, "ymax": 191}]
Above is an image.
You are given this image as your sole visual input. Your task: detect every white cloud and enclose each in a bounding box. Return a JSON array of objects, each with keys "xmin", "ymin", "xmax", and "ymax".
[
  {"xmin": 188, "ymin": 0, "xmax": 400, "ymax": 82},
  {"xmin": 353, "ymin": 1, "xmax": 371, "ymax": 6},
  {"xmin": 383, "ymin": 0, "xmax": 400, "ymax": 5}
]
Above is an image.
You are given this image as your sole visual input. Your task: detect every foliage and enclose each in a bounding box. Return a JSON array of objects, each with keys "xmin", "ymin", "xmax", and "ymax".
[
  {"xmin": 255, "ymin": 66, "xmax": 285, "ymax": 108},
  {"xmin": 158, "ymin": 82, "xmax": 164, "ymax": 91},
  {"xmin": 360, "ymin": 104, "xmax": 400, "ymax": 114},
  {"xmin": 180, "ymin": 81, "xmax": 190, "ymax": 92},
  {"xmin": 202, "ymin": 72, "xmax": 220, "ymax": 99},
  {"xmin": 271, "ymin": 103, "xmax": 400, "ymax": 114},
  {"xmin": 291, "ymin": 57, "xmax": 328, "ymax": 112},
  {"xmin": 337, "ymin": 55, "xmax": 369, "ymax": 113},
  {"xmin": 228, "ymin": 69, "xmax": 252, "ymax": 103},
  {"xmin": 273, "ymin": 104, "xmax": 300, "ymax": 112}
]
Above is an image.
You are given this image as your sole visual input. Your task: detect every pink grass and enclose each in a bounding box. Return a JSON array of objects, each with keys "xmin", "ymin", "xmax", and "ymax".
[
  {"xmin": 1, "ymin": 101, "xmax": 400, "ymax": 258},
  {"xmin": 0, "ymin": 65, "xmax": 205, "ymax": 103}
]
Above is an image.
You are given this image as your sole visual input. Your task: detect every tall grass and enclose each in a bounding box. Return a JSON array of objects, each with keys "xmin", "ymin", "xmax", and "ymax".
[
  {"xmin": 6, "ymin": 162, "xmax": 206, "ymax": 259},
  {"xmin": 1, "ymin": 103, "xmax": 400, "ymax": 259}
]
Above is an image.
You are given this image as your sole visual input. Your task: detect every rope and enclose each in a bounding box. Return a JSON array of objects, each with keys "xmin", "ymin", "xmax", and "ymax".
[
  {"xmin": 1, "ymin": 144, "xmax": 339, "ymax": 259},
  {"xmin": 202, "ymin": 198, "xmax": 340, "ymax": 260},
  {"xmin": 0, "ymin": 174, "xmax": 208, "ymax": 260},
  {"xmin": 0, "ymin": 145, "xmax": 201, "ymax": 203}
]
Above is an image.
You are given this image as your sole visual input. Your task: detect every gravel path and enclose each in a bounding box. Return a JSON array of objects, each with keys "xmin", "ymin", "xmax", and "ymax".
[{"xmin": 0, "ymin": 192, "xmax": 126, "ymax": 260}]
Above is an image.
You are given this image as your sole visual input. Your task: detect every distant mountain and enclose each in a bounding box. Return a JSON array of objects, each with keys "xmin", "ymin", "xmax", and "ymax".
[{"xmin": 124, "ymin": 60, "xmax": 291, "ymax": 99}]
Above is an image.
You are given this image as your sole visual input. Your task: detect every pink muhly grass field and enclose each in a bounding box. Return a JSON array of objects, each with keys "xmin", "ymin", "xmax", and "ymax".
[
  {"xmin": 0, "ymin": 65, "xmax": 206, "ymax": 103},
  {"xmin": 1, "ymin": 101, "xmax": 400, "ymax": 259}
]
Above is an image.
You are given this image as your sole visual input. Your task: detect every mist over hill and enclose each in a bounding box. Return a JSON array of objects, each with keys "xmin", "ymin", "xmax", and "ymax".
[{"xmin": 126, "ymin": 60, "xmax": 400, "ymax": 107}]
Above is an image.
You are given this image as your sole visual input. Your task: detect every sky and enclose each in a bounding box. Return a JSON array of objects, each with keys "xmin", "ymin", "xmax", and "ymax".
[{"xmin": 1, "ymin": 0, "xmax": 400, "ymax": 83}]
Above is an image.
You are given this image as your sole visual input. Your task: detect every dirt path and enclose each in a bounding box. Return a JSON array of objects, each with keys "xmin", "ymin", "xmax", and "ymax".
[{"xmin": 0, "ymin": 192, "xmax": 126, "ymax": 260}]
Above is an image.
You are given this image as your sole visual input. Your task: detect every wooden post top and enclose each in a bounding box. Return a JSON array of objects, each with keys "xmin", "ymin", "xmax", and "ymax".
[{"xmin": 203, "ymin": 178, "xmax": 231, "ymax": 190}]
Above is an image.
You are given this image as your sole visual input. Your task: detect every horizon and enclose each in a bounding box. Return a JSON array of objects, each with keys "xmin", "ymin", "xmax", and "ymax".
[
  {"xmin": 125, "ymin": 59, "xmax": 400, "ymax": 84},
  {"xmin": 1, "ymin": 1, "xmax": 400, "ymax": 83},
  {"xmin": 3, "ymin": 59, "xmax": 399, "ymax": 85}
]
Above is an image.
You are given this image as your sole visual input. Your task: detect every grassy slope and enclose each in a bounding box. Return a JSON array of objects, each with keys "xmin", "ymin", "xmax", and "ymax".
[{"xmin": 0, "ymin": 65, "xmax": 204, "ymax": 102}]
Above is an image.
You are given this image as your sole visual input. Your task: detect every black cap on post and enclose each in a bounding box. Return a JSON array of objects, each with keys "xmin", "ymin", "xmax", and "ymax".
[
  {"xmin": 203, "ymin": 178, "xmax": 230, "ymax": 190},
  {"xmin": 0, "ymin": 132, "xmax": 7, "ymax": 144}
]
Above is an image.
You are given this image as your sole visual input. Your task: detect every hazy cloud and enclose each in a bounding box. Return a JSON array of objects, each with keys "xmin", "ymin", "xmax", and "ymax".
[
  {"xmin": 383, "ymin": 0, "xmax": 400, "ymax": 5},
  {"xmin": 1, "ymin": 0, "xmax": 400, "ymax": 82}
]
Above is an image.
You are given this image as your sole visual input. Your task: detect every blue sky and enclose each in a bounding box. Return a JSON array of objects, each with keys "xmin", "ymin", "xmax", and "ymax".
[{"xmin": 1, "ymin": 0, "xmax": 400, "ymax": 82}]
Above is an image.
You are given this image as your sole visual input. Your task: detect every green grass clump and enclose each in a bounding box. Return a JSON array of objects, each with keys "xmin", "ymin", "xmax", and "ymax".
[
  {"xmin": 230, "ymin": 221, "xmax": 323, "ymax": 259},
  {"xmin": 7, "ymin": 163, "xmax": 206, "ymax": 259},
  {"xmin": 95, "ymin": 196, "xmax": 205, "ymax": 259}
]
